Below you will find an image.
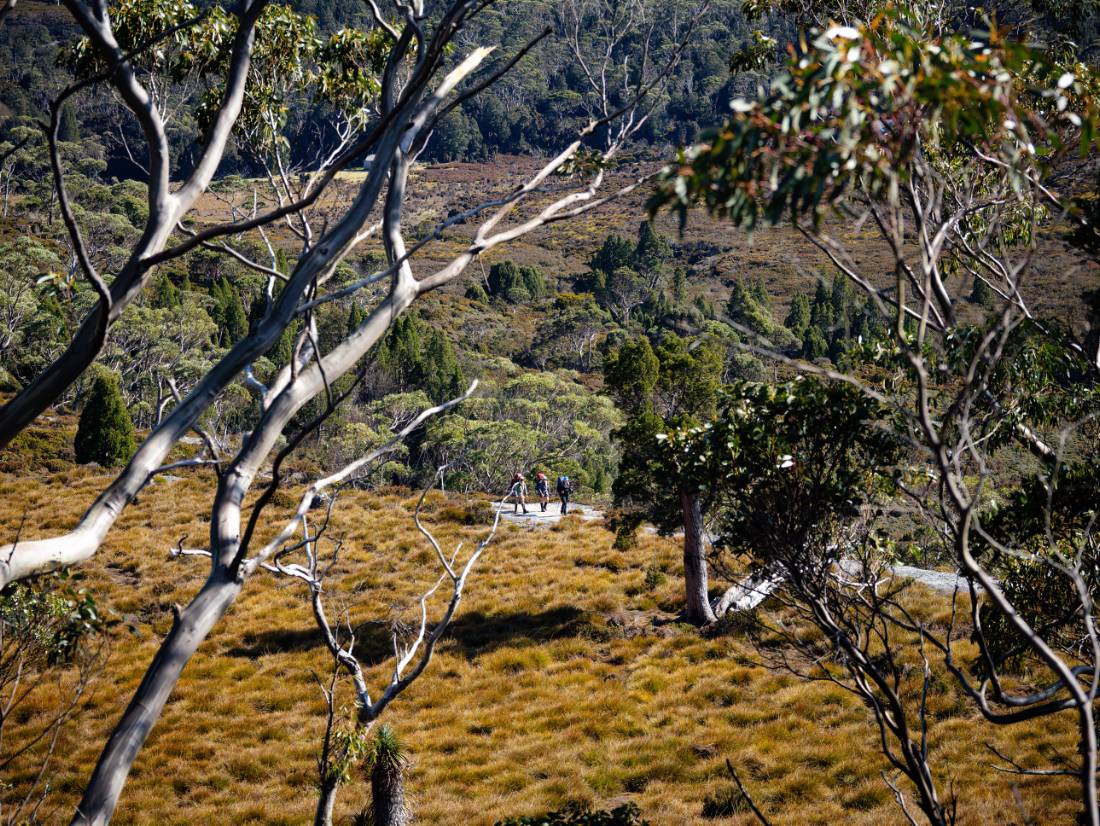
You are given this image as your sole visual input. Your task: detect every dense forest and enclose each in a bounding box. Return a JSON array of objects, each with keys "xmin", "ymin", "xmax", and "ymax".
[{"xmin": 0, "ymin": 0, "xmax": 764, "ymax": 177}]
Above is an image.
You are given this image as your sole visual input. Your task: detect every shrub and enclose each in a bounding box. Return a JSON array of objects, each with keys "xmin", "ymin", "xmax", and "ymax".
[
  {"xmin": 643, "ymin": 565, "xmax": 666, "ymax": 591},
  {"xmin": 74, "ymin": 367, "xmax": 136, "ymax": 467},
  {"xmin": 465, "ymin": 283, "xmax": 490, "ymax": 303}
]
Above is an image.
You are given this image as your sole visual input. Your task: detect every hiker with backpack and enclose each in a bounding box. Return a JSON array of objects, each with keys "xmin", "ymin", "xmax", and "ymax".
[
  {"xmin": 556, "ymin": 474, "xmax": 573, "ymax": 514},
  {"xmin": 535, "ymin": 472, "xmax": 550, "ymax": 512},
  {"xmin": 510, "ymin": 472, "xmax": 528, "ymax": 514}
]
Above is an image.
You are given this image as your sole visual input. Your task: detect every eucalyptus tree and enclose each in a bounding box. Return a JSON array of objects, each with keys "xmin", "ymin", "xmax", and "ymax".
[
  {"xmin": 0, "ymin": 0, "xmax": 713, "ymax": 821},
  {"xmin": 656, "ymin": 3, "xmax": 1100, "ymax": 821}
]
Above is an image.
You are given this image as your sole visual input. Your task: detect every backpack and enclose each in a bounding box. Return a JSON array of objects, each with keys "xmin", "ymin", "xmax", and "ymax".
[{"xmin": 557, "ymin": 475, "xmax": 572, "ymax": 493}]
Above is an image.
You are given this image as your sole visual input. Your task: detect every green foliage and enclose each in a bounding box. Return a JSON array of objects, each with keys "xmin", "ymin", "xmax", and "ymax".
[
  {"xmin": 312, "ymin": 25, "xmax": 388, "ymax": 128},
  {"xmin": 58, "ymin": 105, "xmax": 80, "ymax": 142},
  {"xmin": 741, "ymin": 0, "xmax": 885, "ymax": 26},
  {"xmin": 830, "ymin": 276, "xmax": 852, "ymax": 339},
  {"xmin": 430, "ymin": 107, "xmax": 485, "ymax": 162},
  {"xmin": 605, "ymin": 333, "xmax": 723, "ymax": 530},
  {"xmin": 784, "ymin": 293, "xmax": 811, "ymax": 336},
  {"xmin": 324, "ymin": 726, "xmax": 370, "ymax": 785},
  {"xmin": 346, "ymin": 301, "xmax": 367, "ymax": 334},
  {"xmin": 809, "ymin": 280, "xmax": 832, "ymax": 331},
  {"xmin": 597, "ymin": 267, "xmax": 650, "ymax": 323},
  {"xmin": 781, "ymin": 277, "xmax": 864, "ymax": 360},
  {"xmin": 365, "ymin": 725, "xmax": 405, "ymax": 772},
  {"xmin": 210, "ymin": 277, "xmax": 248, "ymax": 346},
  {"xmin": 376, "ymin": 313, "xmax": 466, "ymax": 405},
  {"xmin": 527, "ymin": 293, "xmax": 611, "ymax": 371},
  {"xmin": 0, "ymin": 571, "xmax": 102, "ymax": 668},
  {"xmin": 655, "ymin": 6, "xmax": 1099, "ymax": 231},
  {"xmin": 801, "ymin": 325, "xmax": 829, "ymax": 360},
  {"xmin": 421, "ymin": 371, "xmax": 620, "ymax": 493},
  {"xmin": 729, "ymin": 29, "xmax": 777, "ymax": 73},
  {"xmin": 487, "ymin": 261, "xmax": 547, "ymax": 304},
  {"xmin": 643, "ymin": 565, "xmax": 666, "ymax": 589},
  {"xmin": 634, "ymin": 220, "xmax": 672, "ymax": 286},
  {"xmin": 978, "ymin": 460, "xmax": 1100, "ymax": 667},
  {"xmin": 658, "ymin": 377, "xmax": 901, "ymax": 569},
  {"xmin": 496, "ymin": 802, "xmax": 649, "ymax": 826},
  {"xmin": 75, "ymin": 367, "xmax": 136, "ymax": 467},
  {"xmin": 151, "ymin": 275, "xmax": 181, "ymax": 309},
  {"xmin": 63, "ymin": 0, "xmax": 387, "ymax": 155},
  {"xmin": 464, "ymin": 283, "xmax": 490, "ymax": 304},
  {"xmin": 590, "ymin": 235, "xmax": 636, "ymax": 279},
  {"xmin": 268, "ymin": 318, "xmax": 300, "ymax": 370},
  {"xmin": 851, "ymin": 296, "xmax": 887, "ymax": 343},
  {"xmin": 652, "ymin": 335, "xmax": 723, "ymax": 423},
  {"xmin": 726, "ymin": 279, "xmax": 790, "ymax": 344},
  {"xmin": 969, "ymin": 276, "xmax": 995, "ymax": 307},
  {"xmin": 945, "ymin": 320, "xmax": 1100, "ymax": 448}
]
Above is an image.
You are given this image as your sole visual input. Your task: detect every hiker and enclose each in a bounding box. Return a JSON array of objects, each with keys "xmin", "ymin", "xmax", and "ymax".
[
  {"xmin": 510, "ymin": 472, "xmax": 528, "ymax": 514},
  {"xmin": 556, "ymin": 474, "xmax": 573, "ymax": 514},
  {"xmin": 535, "ymin": 472, "xmax": 550, "ymax": 511}
]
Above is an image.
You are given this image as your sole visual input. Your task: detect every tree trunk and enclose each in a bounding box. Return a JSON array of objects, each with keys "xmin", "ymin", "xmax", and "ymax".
[
  {"xmin": 372, "ymin": 760, "xmax": 410, "ymax": 826},
  {"xmin": 711, "ymin": 570, "xmax": 784, "ymax": 617},
  {"xmin": 681, "ymin": 490, "xmax": 716, "ymax": 626},
  {"xmin": 70, "ymin": 570, "xmax": 242, "ymax": 825},
  {"xmin": 314, "ymin": 777, "xmax": 339, "ymax": 826}
]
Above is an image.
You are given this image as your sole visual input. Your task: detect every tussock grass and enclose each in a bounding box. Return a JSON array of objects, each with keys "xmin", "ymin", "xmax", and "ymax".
[{"xmin": 0, "ymin": 463, "xmax": 1083, "ymax": 825}]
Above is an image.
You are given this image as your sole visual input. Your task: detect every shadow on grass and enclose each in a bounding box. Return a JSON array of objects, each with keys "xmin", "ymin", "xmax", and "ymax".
[{"xmin": 227, "ymin": 605, "xmax": 589, "ymax": 661}]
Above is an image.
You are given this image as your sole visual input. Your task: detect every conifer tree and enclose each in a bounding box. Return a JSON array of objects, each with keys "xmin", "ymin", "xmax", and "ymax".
[
  {"xmin": 378, "ymin": 315, "xmax": 422, "ymax": 388},
  {"xmin": 590, "ymin": 234, "xmax": 635, "ymax": 277},
  {"xmin": 58, "ymin": 106, "xmax": 80, "ymax": 142},
  {"xmin": 802, "ymin": 325, "xmax": 829, "ymax": 360},
  {"xmin": 784, "ymin": 293, "xmax": 811, "ymax": 336},
  {"xmin": 635, "ymin": 220, "xmax": 671, "ymax": 287},
  {"xmin": 830, "ymin": 276, "xmax": 853, "ymax": 341},
  {"xmin": 74, "ymin": 368, "xmax": 136, "ymax": 467},
  {"xmin": 672, "ymin": 268, "xmax": 687, "ymax": 305},
  {"xmin": 970, "ymin": 276, "xmax": 995, "ymax": 307},
  {"xmin": 422, "ymin": 328, "xmax": 465, "ymax": 404},
  {"xmin": 269, "ymin": 321, "xmax": 299, "ymax": 369},
  {"xmin": 247, "ymin": 289, "xmax": 268, "ymax": 334},
  {"xmin": 748, "ymin": 277, "xmax": 769, "ymax": 307},
  {"xmin": 727, "ymin": 280, "xmax": 788, "ymax": 343},
  {"xmin": 853, "ymin": 296, "xmax": 886, "ymax": 342},
  {"xmin": 211, "ymin": 278, "xmax": 248, "ymax": 345},
  {"xmin": 518, "ymin": 264, "xmax": 546, "ymax": 299},
  {"xmin": 346, "ymin": 301, "xmax": 367, "ymax": 335},
  {"xmin": 376, "ymin": 314, "xmax": 465, "ymax": 403},
  {"xmin": 809, "ymin": 279, "xmax": 833, "ymax": 331},
  {"xmin": 150, "ymin": 276, "xmax": 181, "ymax": 309}
]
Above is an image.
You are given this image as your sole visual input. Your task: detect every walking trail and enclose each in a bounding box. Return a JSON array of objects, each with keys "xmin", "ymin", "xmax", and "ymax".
[
  {"xmin": 497, "ymin": 502, "xmax": 977, "ymax": 596},
  {"xmin": 494, "ymin": 502, "xmax": 604, "ymax": 526}
]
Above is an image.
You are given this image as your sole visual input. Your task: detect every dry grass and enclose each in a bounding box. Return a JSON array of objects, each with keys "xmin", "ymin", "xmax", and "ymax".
[
  {"xmin": 4, "ymin": 157, "xmax": 1096, "ymax": 822},
  {"xmin": 0, "ymin": 442, "xmax": 1083, "ymax": 825}
]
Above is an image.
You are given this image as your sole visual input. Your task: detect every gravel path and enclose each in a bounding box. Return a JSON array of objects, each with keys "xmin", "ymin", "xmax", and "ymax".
[
  {"xmin": 500, "ymin": 503, "xmax": 978, "ymax": 595},
  {"xmin": 495, "ymin": 502, "xmax": 604, "ymax": 526},
  {"xmin": 890, "ymin": 563, "xmax": 982, "ymax": 594}
]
